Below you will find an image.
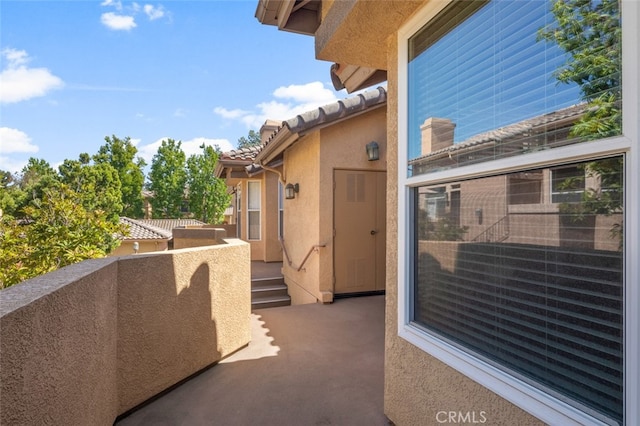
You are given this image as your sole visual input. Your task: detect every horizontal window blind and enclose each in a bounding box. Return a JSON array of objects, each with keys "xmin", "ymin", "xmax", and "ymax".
[
  {"xmin": 407, "ymin": 0, "xmax": 621, "ymax": 176},
  {"xmin": 413, "ymin": 158, "xmax": 624, "ymax": 424}
]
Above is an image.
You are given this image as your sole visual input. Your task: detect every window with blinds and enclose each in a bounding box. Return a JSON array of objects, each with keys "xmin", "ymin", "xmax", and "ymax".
[
  {"xmin": 407, "ymin": 0, "xmax": 622, "ymax": 177},
  {"xmin": 247, "ymin": 181, "xmax": 261, "ymax": 240},
  {"xmin": 403, "ymin": 0, "xmax": 626, "ymax": 423},
  {"xmin": 413, "ymin": 156, "xmax": 624, "ymax": 424}
]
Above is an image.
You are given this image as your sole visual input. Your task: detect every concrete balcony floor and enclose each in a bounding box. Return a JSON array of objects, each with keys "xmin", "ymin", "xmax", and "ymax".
[{"xmin": 116, "ymin": 294, "xmax": 387, "ymax": 426}]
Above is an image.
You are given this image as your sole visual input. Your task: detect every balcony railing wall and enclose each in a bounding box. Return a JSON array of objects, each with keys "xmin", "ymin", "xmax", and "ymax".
[{"xmin": 0, "ymin": 238, "xmax": 250, "ymax": 425}]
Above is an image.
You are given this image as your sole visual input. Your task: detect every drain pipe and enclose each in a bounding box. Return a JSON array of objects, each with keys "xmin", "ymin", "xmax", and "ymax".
[{"xmin": 258, "ymin": 161, "xmax": 286, "ymax": 185}]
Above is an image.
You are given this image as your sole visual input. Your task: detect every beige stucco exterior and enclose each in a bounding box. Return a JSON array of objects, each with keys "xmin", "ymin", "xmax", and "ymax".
[
  {"xmin": 0, "ymin": 239, "xmax": 250, "ymax": 425},
  {"xmin": 110, "ymin": 239, "xmax": 169, "ymax": 256},
  {"xmin": 172, "ymin": 227, "xmax": 227, "ymax": 249},
  {"xmin": 278, "ymin": 105, "xmax": 387, "ymax": 305},
  {"xmin": 381, "ymin": 12, "xmax": 542, "ymax": 425},
  {"xmin": 288, "ymin": 1, "xmax": 544, "ymax": 424},
  {"xmin": 223, "ymin": 172, "xmax": 282, "ymax": 262}
]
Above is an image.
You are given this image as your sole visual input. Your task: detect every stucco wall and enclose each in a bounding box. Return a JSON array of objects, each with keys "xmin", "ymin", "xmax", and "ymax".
[
  {"xmin": 318, "ymin": 107, "xmax": 388, "ymax": 300},
  {"xmin": 282, "ymin": 131, "xmax": 323, "ymax": 304},
  {"xmin": 110, "ymin": 239, "xmax": 169, "ymax": 256},
  {"xmin": 381, "ymin": 12, "xmax": 543, "ymax": 425},
  {"xmin": 0, "ymin": 239, "xmax": 250, "ymax": 425},
  {"xmin": 172, "ymin": 227, "xmax": 227, "ymax": 249},
  {"xmin": 263, "ymin": 171, "xmax": 283, "ymax": 262},
  {"xmin": 117, "ymin": 241, "xmax": 251, "ymax": 412},
  {"xmin": 0, "ymin": 258, "xmax": 119, "ymax": 426}
]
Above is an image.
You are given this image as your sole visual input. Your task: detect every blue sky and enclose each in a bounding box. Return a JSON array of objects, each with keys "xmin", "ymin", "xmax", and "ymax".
[{"xmin": 1, "ymin": 0, "xmax": 347, "ymax": 174}]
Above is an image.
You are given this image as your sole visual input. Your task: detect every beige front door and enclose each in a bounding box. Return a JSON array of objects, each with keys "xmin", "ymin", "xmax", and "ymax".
[{"xmin": 334, "ymin": 170, "xmax": 386, "ymax": 294}]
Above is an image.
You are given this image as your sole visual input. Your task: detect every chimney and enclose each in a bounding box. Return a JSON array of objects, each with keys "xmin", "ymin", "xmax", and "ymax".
[
  {"xmin": 420, "ymin": 117, "xmax": 455, "ymax": 156},
  {"xmin": 259, "ymin": 119, "xmax": 281, "ymax": 144}
]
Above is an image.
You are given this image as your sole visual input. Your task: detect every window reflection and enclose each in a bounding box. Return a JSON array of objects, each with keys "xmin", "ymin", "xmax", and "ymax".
[{"xmin": 413, "ymin": 156, "xmax": 624, "ymax": 421}]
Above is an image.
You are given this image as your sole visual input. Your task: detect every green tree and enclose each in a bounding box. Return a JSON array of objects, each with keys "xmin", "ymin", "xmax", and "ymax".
[
  {"xmin": 236, "ymin": 130, "xmax": 261, "ymax": 149},
  {"xmin": 12, "ymin": 158, "xmax": 60, "ymax": 217},
  {"xmin": 186, "ymin": 144, "xmax": 231, "ymax": 223},
  {"xmin": 58, "ymin": 155, "xmax": 123, "ymax": 223},
  {"xmin": 538, "ymin": 0, "xmax": 621, "ymax": 139},
  {"xmin": 0, "ymin": 184, "xmax": 126, "ymax": 289},
  {"xmin": 0, "ymin": 170, "xmax": 22, "ymax": 219},
  {"xmin": 148, "ymin": 139, "xmax": 187, "ymax": 218},
  {"xmin": 539, "ymin": 0, "xmax": 622, "ymax": 247},
  {"xmin": 94, "ymin": 135, "xmax": 146, "ymax": 218}
]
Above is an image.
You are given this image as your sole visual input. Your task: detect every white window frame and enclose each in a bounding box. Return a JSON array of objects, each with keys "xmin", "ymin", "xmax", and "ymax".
[
  {"xmin": 247, "ymin": 180, "xmax": 261, "ymax": 241},
  {"xmin": 278, "ymin": 181, "xmax": 284, "ymax": 239},
  {"xmin": 236, "ymin": 183, "xmax": 242, "ymax": 239},
  {"xmin": 396, "ymin": 1, "xmax": 639, "ymax": 425},
  {"xmin": 550, "ymin": 165, "xmax": 586, "ymax": 204}
]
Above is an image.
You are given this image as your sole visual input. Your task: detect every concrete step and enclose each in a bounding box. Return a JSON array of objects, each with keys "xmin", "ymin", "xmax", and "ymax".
[
  {"xmin": 251, "ymin": 284, "xmax": 288, "ymax": 301},
  {"xmin": 251, "ymin": 275, "xmax": 290, "ymax": 309},
  {"xmin": 251, "ymin": 276, "xmax": 285, "ymax": 289},
  {"xmin": 252, "ymin": 295, "xmax": 292, "ymax": 310}
]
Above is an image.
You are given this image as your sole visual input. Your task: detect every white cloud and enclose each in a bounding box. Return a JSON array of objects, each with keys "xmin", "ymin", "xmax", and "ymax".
[
  {"xmin": 100, "ymin": 1, "xmax": 168, "ymax": 30},
  {"xmin": 181, "ymin": 137, "xmax": 234, "ymax": 156},
  {"xmin": 0, "ymin": 156, "xmax": 27, "ymax": 174},
  {"xmin": 101, "ymin": 0, "xmax": 123, "ymax": 11},
  {"xmin": 213, "ymin": 107, "xmax": 251, "ymax": 120},
  {"xmin": 101, "ymin": 12, "xmax": 137, "ymax": 31},
  {"xmin": 173, "ymin": 108, "xmax": 187, "ymax": 118},
  {"xmin": 273, "ymin": 81, "xmax": 337, "ymax": 104},
  {"xmin": 213, "ymin": 81, "xmax": 340, "ymax": 130},
  {"xmin": 136, "ymin": 137, "xmax": 234, "ymax": 164},
  {"xmin": 0, "ymin": 128, "xmax": 39, "ymax": 154},
  {"xmin": 0, "ymin": 48, "xmax": 64, "ymax": 104},
  {"xmin": 144, "ymin": 4, "xmax": 165, "ymax": 20}
]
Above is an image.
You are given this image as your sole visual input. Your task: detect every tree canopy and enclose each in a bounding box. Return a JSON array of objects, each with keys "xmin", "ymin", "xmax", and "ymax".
[
  {"xmin": 539, "ymin": 0, "xmax": 623, "ymax": 247},
  {"xmin": 94, "ymin": 135, "xmax": 146, "ymax": 218},
  {"xmin": 236, "ymin": 130, "xmax": 261, "ymax": 149},
  {"xmin": 147, "ymin": 139, "xmax": 187, "ymax": 218},
  {"xmin": 0, "ymin": 184, "xmax": 125, "ymax": 288},
  {"xmin": 58, "ymin": 155, "xmax": 123, "ymax": 223},
  {"xmin": 186, "ymin": 144, "xmax": 231, "ymax": 223},
  {"xmin": 538, "ymin": 0, "xmax": 621, "ymax": 139}
]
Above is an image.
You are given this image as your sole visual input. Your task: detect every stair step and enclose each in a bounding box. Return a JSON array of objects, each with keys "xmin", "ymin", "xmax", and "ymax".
[
  {"xmin": 252, "ymin": 295, "xmax": 291, "ymax": 310},
  {"xmin": 251, "ymin": 276, "xmax": 285, "ymax": 288},
  {"xmin": 251, "ymin": 285, "xmax": 288, "ymax": 301}
]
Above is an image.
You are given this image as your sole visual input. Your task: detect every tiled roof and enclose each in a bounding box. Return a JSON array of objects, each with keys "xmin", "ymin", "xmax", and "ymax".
[
  {"xmin": 119, "ymin": 218, "xmax": 206, "ymax": 240},
  {"xmin": 120, "ymin": 217, "xmax": 172, "ymax": 240},
  {"xmin": 219, "ymin": 145, "xmax": 263, "ymax": 162},
  {"xmin": 409, "ymin": 103, "xmax": 587, "ymax": 164},
  {"xmin": 138, "ymin": 218, "xmax": 206, "ymax": 233},
  {"xmin": 257, "ymin": 86, "xmax": 387, "ymax": 163},
  {"xmin": 281, "ymin": 86, "xmax": 387, "ymax": 134}
]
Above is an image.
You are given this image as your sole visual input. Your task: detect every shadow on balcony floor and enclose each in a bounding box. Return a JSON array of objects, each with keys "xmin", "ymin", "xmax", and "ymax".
[{"xmin": 115, "ymin": 295, "xmax": 387, "ymax": 426}]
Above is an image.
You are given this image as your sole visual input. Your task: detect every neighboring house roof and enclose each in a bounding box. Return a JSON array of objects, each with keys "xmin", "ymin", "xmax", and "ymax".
[
  {"xmin": 138, "ymin": 219, "xmax": 205, "ymax": 233},
  {"xmin": 120, "ymin": 218, "xmax": 206, "ymax": 240},
  {"xmin": 256, "ymin": 86, "xmax": 387, "ymax": 164},
  {"xmin": 214, "ymin": 145, "xmax": 264, "ymax": 178},
  {"xmin": 220, "ymin": 145, "xmax": 263, "ymax": 162},
  {"xmin": 409, "ymin": 103, "xmax": 587, "ymax": 167},
  {"xmin": 120, "ymin": 217, "xmax": 172, "ymax": 240}
]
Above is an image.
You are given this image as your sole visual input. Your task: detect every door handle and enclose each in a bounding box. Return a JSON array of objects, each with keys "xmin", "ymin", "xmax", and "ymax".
[{"xmin": 370, "ymin": 230, "xmax": 378, "ymax": 235}]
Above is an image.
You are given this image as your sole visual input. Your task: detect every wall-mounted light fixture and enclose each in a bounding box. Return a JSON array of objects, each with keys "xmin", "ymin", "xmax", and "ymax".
[
  {"xmin": 475, "ymin": 208, "xmax": 483, "ymax": 225},
  {"xmin": 133, "ymin": 241, "xmax": 140, "ymax": 254},
  {"xmin": 366, "ymin": 141, "xmax": 379, "ymax": 161},
  {"xmin": 285, "ymin": 183, "xmax": 299, "ymax": 200}
]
